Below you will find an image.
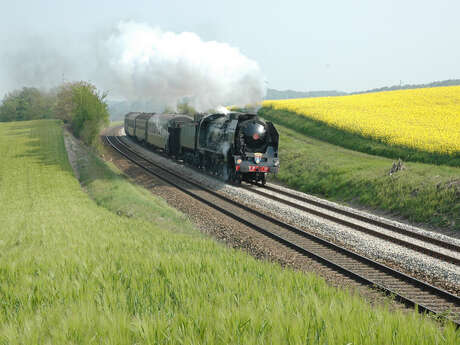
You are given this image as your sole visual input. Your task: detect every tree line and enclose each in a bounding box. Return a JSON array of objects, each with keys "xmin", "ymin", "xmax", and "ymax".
[{"xmin": 0, "ymin": 82, "xmax": 109, "ymax": 147}]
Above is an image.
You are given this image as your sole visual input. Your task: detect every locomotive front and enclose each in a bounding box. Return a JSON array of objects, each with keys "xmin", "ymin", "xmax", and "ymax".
[
  {"xmin": 231, "ymin": 114, "xmax": 279, "ymax": 184},
  {"xmin": 192, "ymin": 112, "xmax": 279, "ymax": 184}
]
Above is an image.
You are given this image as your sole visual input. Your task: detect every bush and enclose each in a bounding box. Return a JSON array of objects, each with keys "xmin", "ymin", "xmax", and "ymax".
[{"xmin": 69, "ymin": 82, "xmax": 109, "ymax": 147}]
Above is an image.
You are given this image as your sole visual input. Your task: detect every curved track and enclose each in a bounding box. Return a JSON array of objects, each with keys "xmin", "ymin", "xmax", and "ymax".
[{"xmin": 105, "ymin": 133, "xmax": 460, "ymax": 326}]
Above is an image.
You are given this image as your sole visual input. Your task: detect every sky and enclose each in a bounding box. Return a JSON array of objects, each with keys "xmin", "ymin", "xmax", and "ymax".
[{"xmin": 0, "ymin": 0, "xmax": 459, "ymax": 96}]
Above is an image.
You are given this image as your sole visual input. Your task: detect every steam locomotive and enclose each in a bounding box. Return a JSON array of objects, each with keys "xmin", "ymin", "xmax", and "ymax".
[{"xmin": 124, "ymin": 111, "xmax": 279, "ymax": 184}]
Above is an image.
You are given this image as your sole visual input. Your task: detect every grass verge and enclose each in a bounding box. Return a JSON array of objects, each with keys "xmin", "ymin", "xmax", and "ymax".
[
  {"xmin": 260, "ymin": 107, "xmax": 460, "ymax": 167},
  {"xmin": 67, "ymin": 131, "xmax": 193, "ymax": 234},
  {"xmin": 0, "ymin": 119, "xmax": 459, "ymax": 344}
]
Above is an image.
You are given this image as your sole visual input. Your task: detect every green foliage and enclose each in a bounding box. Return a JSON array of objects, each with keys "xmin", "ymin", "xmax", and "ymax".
[
  {"xmin": 267, "ymin": 123, "xmax": 460, "ymax": 230},
  {"xmin": 0, "ymin": 119, "xmax": 458, "ymax": 344},
  {"xmin": 259, "ymin": 107, "xmax": 460, "ymax": 167},
  {"xmin": 0, "ymin": 87, "xmax": 55, "ymax": 122},
  {"xmin": 163, "ymin": 105, "xmax": 175, "ymax": 113},
  {"xmin": 53, "ymin": 82, "xmax": 77, "ymax": 123},
  {"xmin": 177, "ymin": 101, "xmax": 197, "ymax": 115},
  {"xmin": 70, "ymin": 82, "xmax": 109, "ymax": 147}
]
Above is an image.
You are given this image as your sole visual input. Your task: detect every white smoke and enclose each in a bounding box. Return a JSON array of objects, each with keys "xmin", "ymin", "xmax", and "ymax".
[
  {"xmin": 1, "ymin": 21, "xmax": 266, "ymax": 112},
  {"xmin": 215, "ymin": 105, "xmax": 231, "ymax": 114},
  {"xmin": 98, "ymin": 21, "xmax": 265, "ymax": 111}
]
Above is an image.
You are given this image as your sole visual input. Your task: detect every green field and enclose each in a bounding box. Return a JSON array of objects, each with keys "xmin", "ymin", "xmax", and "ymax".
[
  {"xmin": 259, "ymin": 109, "xmax": 460, "ymax": 230},
  {"xmin": 0, "ymin": 120, "xmax": 459, "ymax": 344}
]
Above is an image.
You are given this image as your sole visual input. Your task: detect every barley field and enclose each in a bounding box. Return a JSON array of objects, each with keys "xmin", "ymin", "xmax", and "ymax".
[{"xmin": 264, "ymin": 86, "xmax": 460, "ymax": 156}]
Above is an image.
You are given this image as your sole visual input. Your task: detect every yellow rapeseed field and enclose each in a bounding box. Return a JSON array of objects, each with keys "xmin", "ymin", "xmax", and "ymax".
[{"xmin": 263, "ymin": 86, "xmax": 460, "ymax": 155}]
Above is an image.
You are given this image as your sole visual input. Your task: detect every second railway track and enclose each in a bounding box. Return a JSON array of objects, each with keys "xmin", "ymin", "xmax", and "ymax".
[
  {"xmin": 105, "ymin": 133, "xmax": 460, "ymax": 326},
  {"xmin": 243, "ymin": 183, "xmax": 460, "ymax": 266}
]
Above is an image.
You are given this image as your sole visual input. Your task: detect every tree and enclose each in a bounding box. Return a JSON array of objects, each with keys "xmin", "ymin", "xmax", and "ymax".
[
  {"xmin": 0, "ymin": 87, "xmax": 54, "ymax": 122},
  {"xmin": 70, "ymin": 82, "xmax": 109, "ymax": 147},
  {"xmin": 53, "ymin": 82, "xmax": 79, "ymax": 123},
  {"xmin": 163, "ymin": 105, "xmax": 175, "ymax": 113},
  {"xmin": 177, "ymin": 101, "xmax": 197, "ymax": 115},
  {"xmin": 0, "ymin": 90, "xmax": 21, "ymax": 122}
]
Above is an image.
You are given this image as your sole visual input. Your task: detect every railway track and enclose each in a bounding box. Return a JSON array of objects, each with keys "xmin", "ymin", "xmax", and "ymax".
[
  {"xmin": 105, "ymin": 134, "xmax": 460, "ymax": 326},
  {"xmin": 244, "ymin": 183, "xmax": 460, "ymax": 266}
]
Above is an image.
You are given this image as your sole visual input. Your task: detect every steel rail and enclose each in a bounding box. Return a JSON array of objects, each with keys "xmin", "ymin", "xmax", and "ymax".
[
  {"xmin": 258, "ymin": 183, "xmax": 460, "ymax": 253},
  {"xmin": 105, "ymin": 134, "xmax": 460, "ymax": 326},
  {"xmin": 243, "ymin": 184, "xmax": 460, "ymax": 266}
]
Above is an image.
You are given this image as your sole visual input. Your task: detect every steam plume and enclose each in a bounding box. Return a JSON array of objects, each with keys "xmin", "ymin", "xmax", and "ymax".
[
  {"xmin": 99, "ymin": 21, "xmax": 265, "ymax": 111},
  {"xmin": 1, "ymin": 21, "xmax": 266, "ymax": 112}
]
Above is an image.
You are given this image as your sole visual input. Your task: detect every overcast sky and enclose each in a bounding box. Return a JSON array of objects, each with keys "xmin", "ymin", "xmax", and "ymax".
[{"xmin": 1, "ymin": 0, "xmax": 459, "ymax": 94}]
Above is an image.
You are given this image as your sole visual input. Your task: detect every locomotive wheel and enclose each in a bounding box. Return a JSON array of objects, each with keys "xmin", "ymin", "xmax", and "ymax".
[
  {"xmin": 221, "ymin": 163, "xmax": 230, "ymax": 181},
  {"xmin": 227, "ymin": 166, "xmax": 240, "ymax": 185},
  {"xmin": 232, "ymin": 172, "xmax": 242, "ymax": 185},
  {"xmin": 236, "ymin": 174, "xmax": 242, "ymax": 185},
  {"xmin": 193, "ymin": 152, "xmax": 202, "ymax": 168},
  {"xmin": 261, "ymin": 174, "xmax": 267, "ymax": 186}
]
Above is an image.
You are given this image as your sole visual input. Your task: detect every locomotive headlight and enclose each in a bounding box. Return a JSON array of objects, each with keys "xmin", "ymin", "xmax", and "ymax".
[
  {"xmin": 236, "ymin": 158, "xmax": 242, "ymax": 164},
  {"xmin": 274, "ymin": 159, "xmax": 280, "ymax": 167}
]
